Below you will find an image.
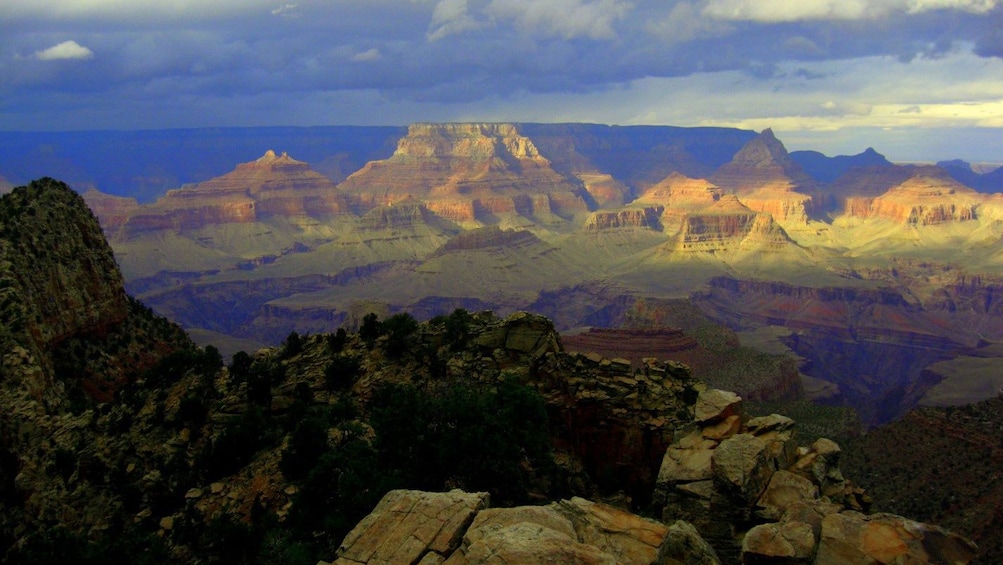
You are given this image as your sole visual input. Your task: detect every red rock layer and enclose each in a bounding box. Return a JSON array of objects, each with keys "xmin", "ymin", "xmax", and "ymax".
[
  {"xmin": 843, "ymin": 169, "xmax": 983, "ymax": 225},
  {"xmin": 115, "ymin": 150, "xmax": 346, "ymax": 238},
  {"xmin": 81, "ymin": 188, "xmax": 140, "ymax": 234},
  {"xmin": 671, "ymin": 195, "xmax": 792, "ymax": 252},
  {"xmin": 338, "ymin": 123, "xmax": 591, "ymax": 223},
  {"xmin": 710, "ymin": 129, "xmax": 817, "ymax": 226},
  {"xmin": 562, "ymin": 327, "xmax": 699, "ymax": 366},
  {"xmin": 584, "ymin": 206, "xmax": 663, "ymax": 231}
]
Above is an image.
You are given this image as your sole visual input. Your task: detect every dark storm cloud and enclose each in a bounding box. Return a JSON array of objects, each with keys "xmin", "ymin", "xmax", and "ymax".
[{"xmin": 0, "ymin": 0, "xmax": 1000, "ymax": 131}]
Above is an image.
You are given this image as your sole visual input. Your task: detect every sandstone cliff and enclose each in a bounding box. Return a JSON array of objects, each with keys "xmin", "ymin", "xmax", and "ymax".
[
  {"xmin": 338, "ymin": 123, "xmax": 592, "ymax": 226},
  {"xmin": 81, "ymin": 187, "xmax": 140, "ymax": 234},
  {"xmin": 711, "ymin": 129, "xmax": 817, "ymax": 228},
  {"xmin": 843, "ymin": 168, "xmax": 983, "ymax": 225},
  {"xmin": 114, "ymin": 150, "xmax": 346, "ymax": 238}
]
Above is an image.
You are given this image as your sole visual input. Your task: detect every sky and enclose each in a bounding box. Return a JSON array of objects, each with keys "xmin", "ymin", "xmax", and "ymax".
[{"xmin": 1, "ymin": 0, "xmax": 1002, "ymax": 162}]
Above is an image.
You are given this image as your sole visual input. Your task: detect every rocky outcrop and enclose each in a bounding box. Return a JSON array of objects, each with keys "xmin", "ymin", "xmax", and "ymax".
[
  {"xmin": 331, "ymin": 388, "xmax": 976, "ymax": 565},
  {"xmin": 711, "ymin": 129, "xmax": 815, "ymax": 195},
  {"xmin": 115, "ymin": 150, "xmax": 346, "ymax": 238},
  {"xmin": 432, "ymin": 226, "xmax": 543, "ymax": 256},
  {"xmin": 653, "ymin": 389, "xmax": 976, "ymax": 564},
  {"xmin": 0, "ymin": 179, "xmax": 129, "ymax": 357},
  {"xmin": 338, "ymin": 123, "xmax": 592, "ymax": 225},
  {"xmin": 348, "ymin": 311, "xmax": 701, "ymax": 504},
  {"xmin": 330, "ymin": 489, "xmax": 712, "ymax": 565}
]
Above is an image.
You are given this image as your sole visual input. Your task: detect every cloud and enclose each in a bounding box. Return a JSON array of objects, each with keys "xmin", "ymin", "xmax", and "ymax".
[
  {"xmin": 271, "ymin": 3, "xmax": 300, "ymax": 18},
  {"xmin": 486, "ymin": 0, "xmax": 633, "ymax": 40},
  {"xmin": 427, "ymin": 0, "xmax": 484, "ymax": 40},
  {"xmin": 703, "ymin": 0, "xmax": 998, "ymax": 22},
  {"xmin": 645, "ymin": 1, "xmax": 732, "ymax": 43},
  {"xmin": 351, "ymin": 48, "xmax": 383, "ymax": 62},
  {"xmin": 34, "ymin": 40, "xmax": 94, "ymax": 61}
]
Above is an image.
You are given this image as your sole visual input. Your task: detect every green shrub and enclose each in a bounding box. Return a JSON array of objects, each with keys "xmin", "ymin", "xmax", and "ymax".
[{"xmin": 324, "ymin": 355, "xmax": 361, "ymax": 391}]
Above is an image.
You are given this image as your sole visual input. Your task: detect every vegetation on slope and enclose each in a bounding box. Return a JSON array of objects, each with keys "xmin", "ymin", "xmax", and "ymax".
[{"xmin": 842, "ymin": 396, "xmax": 1003, "ymax": 563}]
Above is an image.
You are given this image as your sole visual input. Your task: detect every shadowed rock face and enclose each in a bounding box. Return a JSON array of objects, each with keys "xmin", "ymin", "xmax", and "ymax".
[
  {"xmin": 0, "ymin": 179, "xmax": 128, "ymax": 353},
  {"xmin": 694, "ymin": 277, "xmax": 977, "ymax": 424},
  {"xmin": 338, "ymin": 123, "xmax": 592, "ymax": 224}
]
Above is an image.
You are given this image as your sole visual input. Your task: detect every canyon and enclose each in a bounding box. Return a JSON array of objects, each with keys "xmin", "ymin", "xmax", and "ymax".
[
  {"xmin": 8, "ymin": 123, "xmax": 1003, "ymax": 427},
  {"xmin": 0, "ymin": 161, "xmax": 996, "ymax": 564}
]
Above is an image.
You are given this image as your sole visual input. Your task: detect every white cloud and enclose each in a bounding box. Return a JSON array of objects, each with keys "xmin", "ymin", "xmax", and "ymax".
[
  {"xmin": 351, "ymin": 48, "xmax": 382, "ymax": 62},
  {"xmin": 34, "ymin": 40, "xmax": 94, "ymax": 61},
  {"xmin": 703, "ymin": 0, "xmax": 998, "ymax": 22},
  {"xmin": 486, "ymin": 0, "xmax": 633, "ymax": 40},
  {"xmin": 427, "ymin": 0, "xmax": 484, "ymax": 41},
  {"xmin": 271, "ymin": 3, "xmax": 300, "ymax": 18}
]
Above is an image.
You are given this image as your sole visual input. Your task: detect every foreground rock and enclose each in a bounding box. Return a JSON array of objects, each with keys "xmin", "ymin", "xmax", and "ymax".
[
  {"xmin": 653, "ymin": 388, "xmax": 977, "ymax": 564},
  {"xmin": 330, "ymin": 489, "xmax": 720, "ymax": 565}
]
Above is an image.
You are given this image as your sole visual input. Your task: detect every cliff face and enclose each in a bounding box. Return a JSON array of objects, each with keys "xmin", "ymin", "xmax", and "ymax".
[
  {"xmin": 113, "ymin": 150, "xmax": 346, "ymax": 238},
  {"xmin": 338, "ymin": 123, "xmax": 592, "ymax": 224},
  {"xmin": 672, "ymin": 195, "xmax": 793, "ymax": 253},
  {"xmin": 710, "ymin": 129, "xmax": 817, "ymax": 227},
  {"xmin": 583, "ymin": 207, "xmax": 663, "ymax": 231},
  {"xmin": 843, "ymin": 170, "xmax": 982, "ymax": 225},
  {"xmin": 0, "ymin": 179, "xmax": 129, "ymax": 354}
]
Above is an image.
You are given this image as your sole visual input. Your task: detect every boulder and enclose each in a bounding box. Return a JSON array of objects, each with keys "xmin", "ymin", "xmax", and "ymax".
[
  {"xmin": 660, "ymin": 520, "xmax": 722, "ymax": 565},
  {"xmin": 712, "ymin": 434, "xmax": 773, "ymax": 505},
  {"xmin": 334, "ymin": 489, "xmax": 489, "ymax": 565},
  {"xmin": 694, "ymin": 389, "xmax": 742, "ymax": 424},
  {"xmin": 755, "ymin": 470, "xmax": 818, "ymax": 521},
  {"xmin": 741, "ymin": 521, "xmax": 815, "ymax": 564},
  {"xmin": 447, "ymin": 522, "xmax": 615, "ymax": 565},
  {"xmin": 557, "ymin": 497, "xmax": 669, "ymax": 564},
  {"xmin": 814, "ymin": 512, "xmax": 978, "ymax": 565}
]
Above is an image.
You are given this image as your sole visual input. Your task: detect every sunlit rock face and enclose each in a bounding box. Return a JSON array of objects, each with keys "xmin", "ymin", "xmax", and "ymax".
[
  {"xmin": 337, "ymin": 123, "xmax": 592, "ymax": 225},
  {"xmin": 112, "ymin": 150, "xmax": 346, "ymax": 238},
  {"xmin": 671, "ymin": 195, "xmax": 793, "ymax": 253},
  {"xmin": 711, "ymin": 129, "xmax": 818, "ymax": 228},
  {"xmin": 842, "ymin": 168, "xmax": 983, "ymax": 225}
]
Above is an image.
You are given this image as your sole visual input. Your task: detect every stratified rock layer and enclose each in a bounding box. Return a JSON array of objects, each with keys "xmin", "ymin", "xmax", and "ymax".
[
  {"xmin": 338, "ymin": 123, "xmax": 591, "ymax": 225},
  {"xmin": 114, "ymin": 150, "xmax": 346, "ymax": 238}
]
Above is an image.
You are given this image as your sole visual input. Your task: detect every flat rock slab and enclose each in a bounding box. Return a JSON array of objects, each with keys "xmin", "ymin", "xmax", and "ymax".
[{"xmin": 335, "ymin": 489, "xmax": 489, "ymax": 565}]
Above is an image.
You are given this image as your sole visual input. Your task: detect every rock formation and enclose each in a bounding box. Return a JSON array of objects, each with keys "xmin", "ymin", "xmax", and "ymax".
[
  {"xmin": 330, "ymin": 388, "xmax": 976, "ymax": 565},
  {"xmin": 711, "ymin": 129, "xmax": 818, "ymax": 228},
  {"xmin": 329, "ymin": 489, "xmax": 718, "ymax": 565},
  {"xmin": 671, "ymin": 195, "xmax": 794, "ymax": 253},
  {"xmin": 81, "ymin": 187, "xmax": 140, "ymax": 234},
  {"xmin": 337, "ymin": 123, "xmax": 592, "ymax": 226},
  {"xmin": 0, "ymin": 178, "xmax": 195, "ymax": 556},
  {"xmin": 843, "ymin": 168, "xmax": 982, "ymax": 225},
  {"xmin": 113, "ymin": 150, "xmax": 346, "ymax": 238}
]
